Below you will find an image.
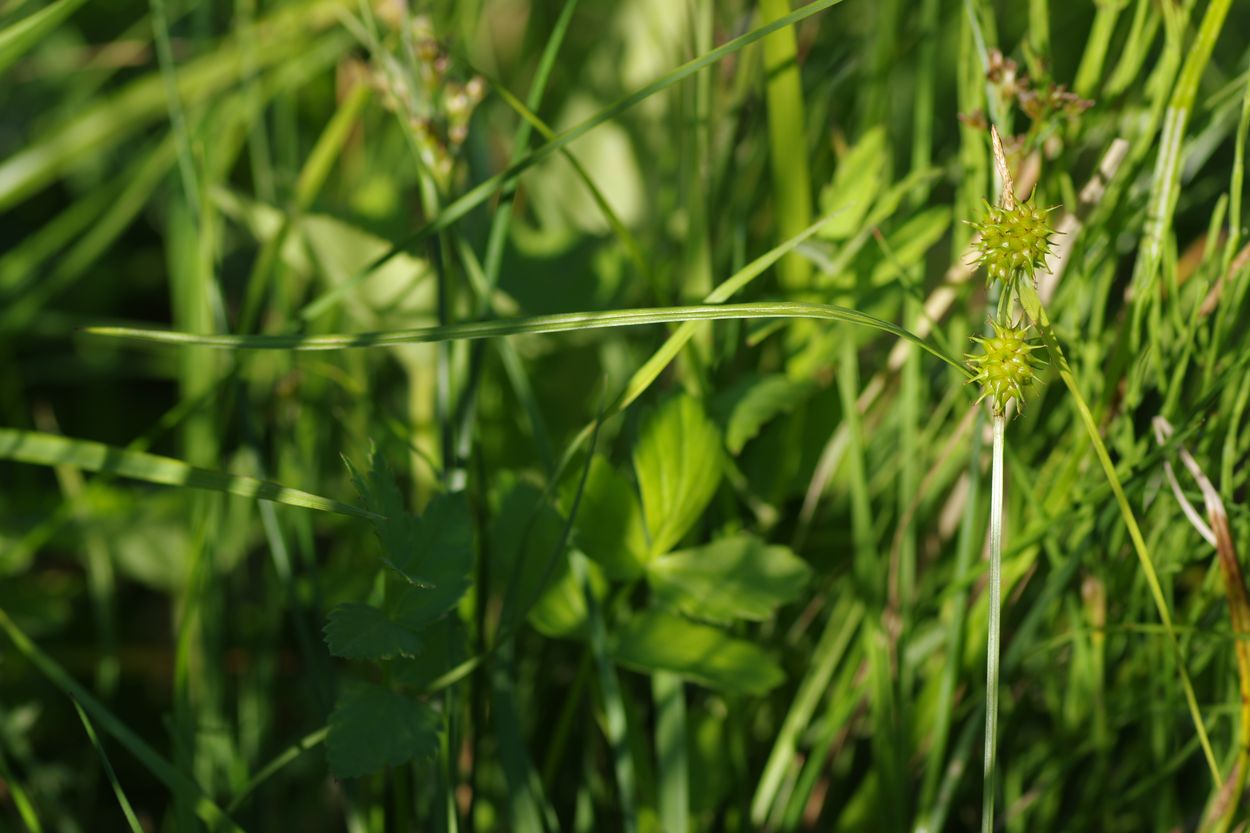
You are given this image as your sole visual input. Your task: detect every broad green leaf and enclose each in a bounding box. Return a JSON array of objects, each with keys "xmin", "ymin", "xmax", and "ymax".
[
  {"xmin": 634, "ymin": 395, "xmax": 723, "ymax": 557},
  {"xmin": 564, "ymin": 455, "xmax": 648, "ymax": 580},
  {"xmin": 326, "ymin": 683, "xmax": 440, "ymax": 778},
  {"xmin": 818, "ymin": 126, "xmax": 888, "ymax": 240},
  {"xmin": 323, "ymin": 604, "xmax": 422, "ymax": 661},
  {"xmin": 0, "ymin": 428, "xmax": 373, "ymax": 518},
  {"xmin": 869, "ymin": 207, "xmax": 951, "ymax": 286},
  {"xmin": 528, "ymin": 551, "xmax": 607, "ymax": 638},
  {"xmin": 346, "ymin": 452, "xmax": 473, "ymax": 593},
  {"xmin": 712, "ymin": 374, "xmax": 811, "ymax": 454},
  {"xmin": 647, "ymin": 535, "xmax": 812, "ymax": 624},
  {"xmin": 612, "ymin": 610, "xmax": 784, "ymax": 695}
]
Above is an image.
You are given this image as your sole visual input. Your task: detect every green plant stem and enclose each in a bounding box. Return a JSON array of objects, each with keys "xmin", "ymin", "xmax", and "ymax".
[
  {"xmin": 758, "ymin": 0, "xmax": 812, "ymax": 290},
  {"xmin": 982, "ymin": 411, "xmax": 1005, "ymax": 833}
]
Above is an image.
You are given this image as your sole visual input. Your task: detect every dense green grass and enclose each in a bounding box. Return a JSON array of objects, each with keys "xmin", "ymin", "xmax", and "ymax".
[{"xmin": 2, "ymin": 0, "xmax": 1250, "ymax": 831}]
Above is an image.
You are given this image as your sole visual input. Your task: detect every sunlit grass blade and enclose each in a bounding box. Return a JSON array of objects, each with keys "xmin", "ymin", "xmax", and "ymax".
[
  {"xmin": 653, "ymin": 671, "xmax": 688, "ymax": 833},
  {"xmin": 1128, "ymin": 0, "xmax": 1233, "ymax": 323},
  {"xmin": 0, "ymin": 428, "xmax": 376, "ymax": 519},
  {"xmin": 751, "ymin": 598, "xmax": 863, "ymax": 824},
  {"xmin": 85, "ymin": 301, "xmax": 968, "ymax": 373},
  {"xmin": 0, "ymin": 0, "xmax": 90, "ymax": 75},
  {"xmin": 759, "ymin": 0, "xmax": 813, "ymax": 290}
]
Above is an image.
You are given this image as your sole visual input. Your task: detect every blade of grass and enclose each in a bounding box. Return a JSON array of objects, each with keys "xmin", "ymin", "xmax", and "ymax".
[
  {"xmin": 288, "ymin": 0, "xmax": 848, "ymax": 320},
  {"xmin": 0, "ymin": 0, "xmax": 90, "ymax": 75},
  {"xmin": 1017, "ymin": 279, "xmax": 1221, "ymax": 786},
  {"xmin": 226, "ymin": 727, "xmax": 328, "ymax": 813},
  {"xmin": 72, "ymin": 701, "xmax": 144, "ymax": 833},
  {"xmin": 0, "ymin": 0, "xmax": 352, "ymax": 209},
  {"xmin": 0, "ymin": 428, "xmax": 377, "ymax": 519},
  {"xmin": 917, "ymin": 414, "xmax": 985, "ymax": 823},
  {"xmin": 0, "ymin": 608, "xmax": 248, "ymax": 833},
  {"xmin": 759, "ymin": 0, "xmax": 812, "ymax": 290},
  {"xmin": 653, "ymin": 671, "xmax": 688, "ymax": 833},
  {"xmin": 85, "ymin": 301, "xmax": 968, "ymax": 374},
  {"xmin": 1073, "ymin": 0, "xmax": 1127, "ymax": 98},
  {"xmin": 0, "ymin": 743, "xmax": 43, "ymax": 833},
  {"xmin": 575, "ymin": 550, "xmax": 637, "ymax": 833},
  {"xmin": 238, "ymin": 80, "xmax": 373, "ymax": 333},
  {"xmin": 750, "ymin": 598, "xmax": 863, "ymax": 824},
  {"xmin": 1129, "ymin": 0, "xmax": 1234, "ymax": 341}
]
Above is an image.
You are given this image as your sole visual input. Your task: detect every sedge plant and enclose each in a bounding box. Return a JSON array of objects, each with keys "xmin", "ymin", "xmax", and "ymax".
[{"xmin": 967, "ymin": 126, "xmax": 1051, "ymax": 833}]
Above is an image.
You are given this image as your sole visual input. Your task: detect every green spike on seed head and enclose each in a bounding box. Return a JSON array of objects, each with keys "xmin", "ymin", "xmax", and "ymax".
[
  {"xmin": 967, "ymin": 318, "xmax": 1044, "ymax": 414},
  {"xmin": 971, "ymin": 201, "xmax": 1056, "ymax": 287}
]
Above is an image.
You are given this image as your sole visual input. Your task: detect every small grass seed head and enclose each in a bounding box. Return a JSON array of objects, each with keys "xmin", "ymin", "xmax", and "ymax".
[
  {"xmin": 970, "ymin": 200, "xmax": 1055, "ymax": 288},
  {"xmin": 967, "ymin": 318, "xmax": 1044, "ymax": 415}
]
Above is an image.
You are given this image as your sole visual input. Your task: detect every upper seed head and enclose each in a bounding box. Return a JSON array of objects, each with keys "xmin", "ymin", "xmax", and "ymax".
[{"xmin": 970, "ymin": 201, "xmax": 1055, "ymax": 288}]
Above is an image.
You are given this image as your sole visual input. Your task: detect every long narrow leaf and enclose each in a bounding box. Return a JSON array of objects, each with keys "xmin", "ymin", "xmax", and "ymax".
[
  {"xmin": 0, "ymin": 428, "xmax": 376, "ymax": 519},
  {"xmin": 87, "ymin": 301, "xmax": 969, "ymax": 375}
]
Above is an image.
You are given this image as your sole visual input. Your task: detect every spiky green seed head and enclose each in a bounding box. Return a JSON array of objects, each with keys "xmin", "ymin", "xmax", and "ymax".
[
  {"xmin": 967, "ymin": 319, "xmax": 1044, "ymax": 415},
  {"xmin": 970, "ymin": 201, "xmax": 1055, "ymax": 288}
]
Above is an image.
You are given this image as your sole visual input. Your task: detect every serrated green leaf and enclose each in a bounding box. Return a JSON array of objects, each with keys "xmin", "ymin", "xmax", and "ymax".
[
  {"xmin": 647, "ymin": 535, "xmax": 812, "ymax": 624},
  {"xmin": 634, "ymin": 396, "xmax": 723, "ymax": 558},
  {"xmin": 323, "ymin": 604, "xmax": 422, "ymax": 661},
  {"xmin": 611, "ymin": 609, "xmax": 784, "ymax": 695},
  {"xmin": 712, "ymin": 374, "xmax": 811, "ymax": 454},
  {"xmin": 346, "ymin": 453, "xmax": 473, "ymax": 596},
  {"xmin": 564, "ymin": 455, "xmax": 648, "ymax": 580},
  {"xmin": 388, "ymin": 492, "xmax": 474, "ymax": 628},
  {"xmin": 326, "ymin": 683, "xmax": 441, "ymax": 778},
  {"xmin": 818, "ymin": 126, "xmax": 888, "ymax": 240}
]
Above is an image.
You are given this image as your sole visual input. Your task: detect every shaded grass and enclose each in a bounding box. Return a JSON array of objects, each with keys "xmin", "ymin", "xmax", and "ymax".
[{"xmin": 3, "ymin": 0, "xmax": 1250, "ymax": 831}]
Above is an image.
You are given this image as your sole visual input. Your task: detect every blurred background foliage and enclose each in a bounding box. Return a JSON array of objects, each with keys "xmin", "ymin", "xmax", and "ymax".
[{"xmin": 2, "ymin": 0, "xmax": 1250, "ymax": 830}]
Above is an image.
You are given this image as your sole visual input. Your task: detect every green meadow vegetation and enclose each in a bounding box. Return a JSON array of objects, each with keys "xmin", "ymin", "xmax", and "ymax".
[{"xmin": 2, "ymin": 0, "xmax": 1250, "ymax": 830}]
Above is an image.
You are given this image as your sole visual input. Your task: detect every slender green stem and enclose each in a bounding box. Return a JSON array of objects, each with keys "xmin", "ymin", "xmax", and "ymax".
[{"xmin": 982, "ymin": 411, "xmax": 1005, "ymax": 833}]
